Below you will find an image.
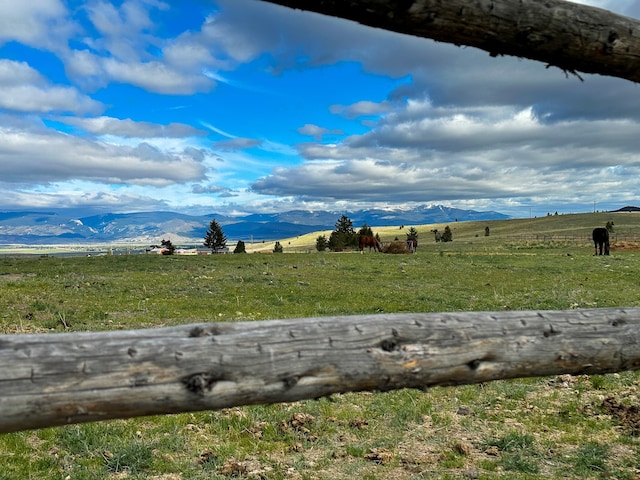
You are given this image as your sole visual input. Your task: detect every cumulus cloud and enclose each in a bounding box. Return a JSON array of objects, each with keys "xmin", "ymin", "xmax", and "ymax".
[
  {"xmin": 58, "ymin": 116, "xmax": 206, "ymax": 138},
  {"xmin": 0, "ymin": 0, "xmax": 74, "ymax": 49},
  {"xmin": 60, "ymin": 1, "xmax": 216, "ymax": 94},
  {"xmin": 252, "ymin": 97, "xmax": 640, "ymax": 207},
  {"xmin": 298, "ymin": 124, "xmax": 344, "ymax": 140},
  {"xmin": 0, "ymin": 60, "xmax": 102, "ymax": 114},
  {"xmin": 191, "ymin": 184, "xmax": 232, "ymax": 195},
  {"xmin": 0, "ymin": 187, "xmax": 172, "ymax": 212},
  {"xmin": 330, "ymin": 100, "xmax": 393, "ymax": 119},
  {"xmin": 0, "ymin": 126, "xmax": 207, "ymax": 185}
]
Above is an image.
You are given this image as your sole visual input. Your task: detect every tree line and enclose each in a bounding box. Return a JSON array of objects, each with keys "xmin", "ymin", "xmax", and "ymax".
[
  {"xmin": 315, "ymin": 214, "xmax": 451, "ymax": 252},
  {"xmin": 159, "ymin": 216, "xmax": 452, "ymax": 255}
]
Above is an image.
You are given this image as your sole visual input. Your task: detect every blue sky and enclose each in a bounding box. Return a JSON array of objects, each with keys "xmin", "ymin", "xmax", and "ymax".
[{"xmin": 1, "ymin": 0, "xmax": 640, "ymax": 219}]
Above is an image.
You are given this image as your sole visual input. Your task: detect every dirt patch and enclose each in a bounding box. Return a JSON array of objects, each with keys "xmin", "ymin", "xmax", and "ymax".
[
  {"xmin": 602, "ymin": 394, "xmax": 640, "ymax": 434},
  {"xmin": 0, "ymin": 273, "xmax": 28, "ymax": 281},
  {"xmin": 611, "ymin": 241, "xmax": 640, "ymax": 252}
]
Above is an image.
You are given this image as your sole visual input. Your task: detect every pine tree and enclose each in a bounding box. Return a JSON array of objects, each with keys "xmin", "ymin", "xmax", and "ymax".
[
  {"xmin": 442, "ymin": 225, "xmax": 453, "ymax": 242},
  {"xmin": 358, "ymin": 223, "xmax": 373, "ymax": 237},
  {"xmin": 233, "ymin": 240, "xmax": 246, "ymax": 253},
  {"xmin": 405, "ymin": 227, "xmax": 418, "ymax": 241},
  {"xmin": 203, "ymin": 219, "xmax": 227, "ymax": 253},
  {"xmin": 160, "ymin": 238, "xmax": 175, "ymax": 255},
  {"xmin": 315, "ymin": 235, "xmax": 328, "ymax": 251},
  {"xmin": 335, "ymin": 214, "xmax": 354, "ymax": 234},
  {"xmin": 329, "ymin": 215, "xmax": 357, "ymax": 251}
]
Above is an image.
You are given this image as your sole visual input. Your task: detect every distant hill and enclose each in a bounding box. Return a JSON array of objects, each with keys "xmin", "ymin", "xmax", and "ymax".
[
  {"xmin": 611, "ymin": 206, "xmax": 640, "ymax": 212},
  {"xmin": 0, "ymin": 205, "xmax": 509, "ymax": 245}
]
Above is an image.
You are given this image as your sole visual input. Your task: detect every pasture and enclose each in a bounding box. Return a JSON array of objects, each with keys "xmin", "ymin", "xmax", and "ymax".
[{"xmin": 2, "ymin": 213, "xmax": 640, "ymax": 479}]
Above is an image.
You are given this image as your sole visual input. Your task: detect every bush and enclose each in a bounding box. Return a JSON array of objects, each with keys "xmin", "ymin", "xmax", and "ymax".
[{"xmin": 383, "ymin": 241, "xmax": 411, "ymax": 254}]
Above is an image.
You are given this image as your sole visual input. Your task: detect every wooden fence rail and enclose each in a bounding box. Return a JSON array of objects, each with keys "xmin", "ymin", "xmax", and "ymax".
[{"xmin": 2, "ymin": 307, "xmax": 640, "ymax": 433}]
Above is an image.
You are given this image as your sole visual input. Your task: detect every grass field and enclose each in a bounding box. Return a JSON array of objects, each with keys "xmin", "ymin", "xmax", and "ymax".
[{"xmin": 2, "ymin": 212, "xmax": 640, "ymax": 479}]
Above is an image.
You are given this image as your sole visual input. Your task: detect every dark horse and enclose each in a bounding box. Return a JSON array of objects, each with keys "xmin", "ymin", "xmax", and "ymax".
[
  {"xmin": 592, "ymin": 227, "xmax": 610, "ymax": 255},
  {"xmin": 406, "ymin": 238, "xmax": 417, "ymax": 253},
  {"xmin": 359, "ymin": 235, "xmax": 382, "ymax": 252}
]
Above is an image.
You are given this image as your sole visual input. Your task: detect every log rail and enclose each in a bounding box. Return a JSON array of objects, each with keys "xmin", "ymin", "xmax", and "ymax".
[
  {"xmin": 259, "ymin": 0, "xmax": 640, "ymax": 83},
  {"xmin": 1, "ymin": 307, "xmax": 639, "ymax": 433}
]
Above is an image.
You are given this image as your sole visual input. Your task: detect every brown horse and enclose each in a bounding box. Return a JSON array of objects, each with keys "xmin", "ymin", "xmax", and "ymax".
[{"xmin": 359, "ymin": 235, "xmax": 382, "ymax": 252}]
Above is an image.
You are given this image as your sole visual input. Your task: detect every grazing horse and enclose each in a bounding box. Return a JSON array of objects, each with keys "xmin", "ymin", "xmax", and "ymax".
[
  {"xmin": 359, "ymin": 235, "xmax": 382, "ymax": 252},
  {"xmin": 592, "ymin": 227, "xmax": 610, "ymax": 255},
  {"xmin": 406, "ymin": 238, "xmax": 417, "ymax": 253}
]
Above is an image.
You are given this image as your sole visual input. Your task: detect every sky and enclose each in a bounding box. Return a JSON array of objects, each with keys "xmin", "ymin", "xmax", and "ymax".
[{"xmin": 1, "ymin": 0, "xmax": 640, "ymax": 219}]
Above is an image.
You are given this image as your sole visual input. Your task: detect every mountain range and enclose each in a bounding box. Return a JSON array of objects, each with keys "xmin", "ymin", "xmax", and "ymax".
[{"xmin": 0, "ymin": 205, "xmax": 509, "ymax": 245}]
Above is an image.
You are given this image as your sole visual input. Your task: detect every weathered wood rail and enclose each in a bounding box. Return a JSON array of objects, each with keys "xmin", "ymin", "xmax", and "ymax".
[
  {"xmin": 259, "ymin": 0, "xmax": 640, "ymax": 83},
  {"xmin": 2, "ymin": 307, "xmax": 640, "ymax": 433}
]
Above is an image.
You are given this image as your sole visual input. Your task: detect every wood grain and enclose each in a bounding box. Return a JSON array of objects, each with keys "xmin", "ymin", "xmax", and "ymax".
[{"xmin": 1, "ymin": 308, "xmax": 639, "ymax": 432}]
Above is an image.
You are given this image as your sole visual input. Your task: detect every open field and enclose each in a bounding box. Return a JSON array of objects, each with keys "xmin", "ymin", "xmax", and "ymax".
[
  {"xmin": 2, "ymin": 212, "xmax": 640, "ymax": 478},
  {"xmin": 248, "ymin": 211, "xmax": 640, "ymax": 253}
]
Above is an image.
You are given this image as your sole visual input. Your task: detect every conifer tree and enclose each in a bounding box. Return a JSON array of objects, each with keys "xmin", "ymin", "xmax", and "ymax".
[{"xmin": 203, "ymin": 219, "xmax": 227, "ymax": 253}]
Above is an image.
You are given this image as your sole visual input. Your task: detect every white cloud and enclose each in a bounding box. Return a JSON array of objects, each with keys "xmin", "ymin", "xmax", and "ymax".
[
  {"xmin": 330, "ymin": 100, "xmax": 393, "ymax": 119},
  {"xmin": 0, "ymin": 60, "xmax": 102, "ymax": 114},
  {"xmin": 59, "ymin": 116, "xmax": 206, "ymax": 138},
  {"xmin": 0, "ymin": 126, "xmax": 207, "ymax": 185},
  {"xmin": 0, "ymin": 186, "xmax": 170, "ymax": 212},
  {"xmin": 252, "ymin": 98, "xmax": 640, "ymax": 207},
  {"xmin": 298, "ymin": 124, "xmax": 344, "ymax": 140},
  {"xmin": 0, "ymin": 0, "xmax": 73, "ymax": 49},
  {"xmin": 102, "ymin": 57, "xmax": 214, "ymax": 94}
]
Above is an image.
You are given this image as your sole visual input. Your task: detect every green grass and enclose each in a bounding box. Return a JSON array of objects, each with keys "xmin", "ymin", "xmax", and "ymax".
[{"xmin": 2, "ymin": 213, "xmax": 640, "ymax": 478}]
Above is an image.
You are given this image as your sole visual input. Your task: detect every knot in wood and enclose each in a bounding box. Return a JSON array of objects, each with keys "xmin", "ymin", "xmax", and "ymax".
[
  {"xmin": 182, "ymin": 372, "xmax": 221, "ymax": 396},
  {"xmin": 380, "ymin": 339, "xmax": 398, "ymax": 352}
]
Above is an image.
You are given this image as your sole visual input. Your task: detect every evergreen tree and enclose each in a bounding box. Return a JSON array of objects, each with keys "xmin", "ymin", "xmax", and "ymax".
[
  {"xmin": 160, "ymin": 238, "xmax": 175, "ymax": 255},
  {"xmin": 358, "ymin": 223, "xmax": 373, "ymax": 237},
  {"xmin": 233, "ymin": 240, "xmax": 246, "ymax": 253},
  {"xmin": 406, "ymin": 227, "xmax": 418, "ymax": 241},
  {"xmin": 484, "ymin": 226, "xmax": 490, "ymax": 236},
  {"xmin": 441, "ymin": 225, "xmax": 453, "ymax": 242},
  {"xmin": 315, "ymin": 234, "xmax": 328, "ymax": 252},
  {"xmin": 335, "ymin": 214, "xmax": 354, "ymax": 234},
  {"xmin": 203, "ymin": 219, "xmax": 227, "ymax": 253},
  {"xmin": 329, "ymin": 214, "xmax": 357, "ymax": 251}
]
